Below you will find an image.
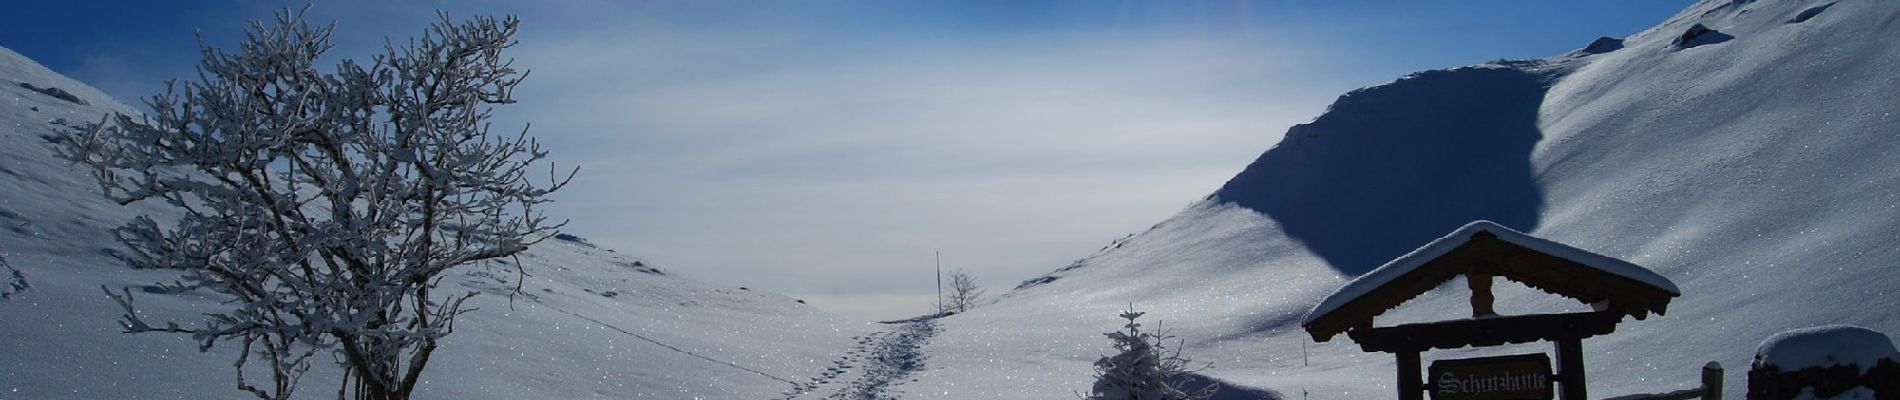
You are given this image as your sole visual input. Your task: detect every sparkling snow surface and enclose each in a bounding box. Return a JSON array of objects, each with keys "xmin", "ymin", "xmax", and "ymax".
[
  {"xmin": 920, "ymin": 0, "xmax": 1900, "ymax": 398},
  {"xmin": 6, "ymin": 0, "xmax": 1900, "ymax": 398}
]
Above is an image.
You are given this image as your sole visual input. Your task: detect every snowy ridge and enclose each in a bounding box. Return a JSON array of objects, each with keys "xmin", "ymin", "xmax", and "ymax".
[
  {"xmin": 0, "ymin": 46, "xmax": 871, "ymax": 399},
  {"xmin": 922, "ymin": 0, "xmax": 1900, "ymax": 398},
  {"xmin": 0, "ymin": 47, "xmax": 138, "ymax": 116}
]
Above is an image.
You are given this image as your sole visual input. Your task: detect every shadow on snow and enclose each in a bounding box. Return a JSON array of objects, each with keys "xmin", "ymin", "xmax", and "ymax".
[{"xmin": 1211, "ymin": 65, "xmax": 1553, "ymax": 276}]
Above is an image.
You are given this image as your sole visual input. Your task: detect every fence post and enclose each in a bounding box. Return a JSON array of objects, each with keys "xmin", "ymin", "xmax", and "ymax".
[{"xmin": 1701, "ymin": 361, "xmax": 1722, "ymax": 400}]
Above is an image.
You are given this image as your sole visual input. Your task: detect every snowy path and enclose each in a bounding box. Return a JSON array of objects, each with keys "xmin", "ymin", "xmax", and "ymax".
[{"xmin": 782, "ymin": 318, "xmax": 939, "ymax": 400}]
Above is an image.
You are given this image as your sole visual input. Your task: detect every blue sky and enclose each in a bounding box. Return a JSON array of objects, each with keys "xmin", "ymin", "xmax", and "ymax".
[{"xmin": 2, "ymin": 1, "xmax": 1691, "ymax": 320}]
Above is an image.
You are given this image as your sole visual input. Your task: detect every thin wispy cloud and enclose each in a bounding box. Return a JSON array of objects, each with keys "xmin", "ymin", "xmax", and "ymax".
[
  {"xmin": 502, "ymin": 23, "xmax": 1330, "ymax": 318},
  {"xmin": 6, "ymin": 0, "xmax": 1692, "ymax": 320}
]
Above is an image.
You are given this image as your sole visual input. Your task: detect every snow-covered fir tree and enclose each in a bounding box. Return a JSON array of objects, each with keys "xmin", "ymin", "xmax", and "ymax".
[
  {"xmin": 60, "ymin": 7, "xmax": 570, "ymax": 400},
  {"xmin": 1084, "ymin": 308, "xmax": 1216, "ymax": 400}
]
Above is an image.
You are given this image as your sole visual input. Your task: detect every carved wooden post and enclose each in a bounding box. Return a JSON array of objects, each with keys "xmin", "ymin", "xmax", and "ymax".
[
  {"xmin": 1398, "ymin": 350, "xmax": 1424, "ymax": 400},
  {"xmin": 1468, "ymin": 272, "xmax": 1496, "ymax": 317},
  {"xmin": 1556, "ymin": 337, "xmax": 1587, "ymax": 400}
]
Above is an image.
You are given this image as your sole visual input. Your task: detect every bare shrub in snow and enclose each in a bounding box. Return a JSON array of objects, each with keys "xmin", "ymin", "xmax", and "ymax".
[
  {"xmin": 943, "ymin": 269, "xmax": 984, "ymax": 313},
  {"xmin": 0, "ymin": 246, "xmax": 24, "ymax": 300},
  {"xmin": 61, "ymin": 8, "xmax": 570, "ymax": 400},
  {"xmin": 1084, "ymin": 308, "xmax": 1216, "ymax": 400}
]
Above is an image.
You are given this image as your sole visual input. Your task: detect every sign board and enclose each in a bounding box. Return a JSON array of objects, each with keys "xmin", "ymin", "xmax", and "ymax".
[{"xmin": 1428, "ymin": 353, "xmax": 1554, "ymax": 400}]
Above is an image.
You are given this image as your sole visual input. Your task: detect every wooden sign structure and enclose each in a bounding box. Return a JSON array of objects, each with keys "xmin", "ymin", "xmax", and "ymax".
[
  {"xmin": 1300, "ymin": 221, "xmax": 1681, "ymax": 400},
  {"xmin": 1429, "ymin": 353, "xmax": 1552, "ymax": 400}
]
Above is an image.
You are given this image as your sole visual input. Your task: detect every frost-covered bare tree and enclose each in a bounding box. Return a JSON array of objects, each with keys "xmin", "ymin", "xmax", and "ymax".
[
  {"xmin": 60, "ymin": 8, "xmax": 570, "ymax": 400},
  {"xmin": 1083, "ymin": 308, "xmax": 1216, "ymax": 400},
  {"xmin": 944, "ymin": 269, "xmax": 983, "ymax": 313}
]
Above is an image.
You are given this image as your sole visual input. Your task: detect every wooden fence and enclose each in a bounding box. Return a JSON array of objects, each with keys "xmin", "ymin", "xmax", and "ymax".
[{"xmin": 1601, "ymin": 362, "xmax": 1721, "ymax": 400}]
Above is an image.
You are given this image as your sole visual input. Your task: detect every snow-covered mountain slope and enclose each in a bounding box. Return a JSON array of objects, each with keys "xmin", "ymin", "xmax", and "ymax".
[
  {"xmin": 910, "ymin": 0, "xmax": 1900, "ymax": 398},
  {"xmin": 0, "ymin": 46, "xmax": 872, "ymax": 399}
]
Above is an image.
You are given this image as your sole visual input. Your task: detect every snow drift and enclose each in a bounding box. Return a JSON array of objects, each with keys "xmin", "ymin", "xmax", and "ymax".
[{"xmin": 1755, "ymin": 325, "xmax": 1898, "ymax": 374}]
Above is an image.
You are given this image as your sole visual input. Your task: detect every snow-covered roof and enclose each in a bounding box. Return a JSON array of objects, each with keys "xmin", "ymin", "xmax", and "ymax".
[
  {"xmin": 1755, "ymin": 325, "xmax": 1899, "ymax": 374},
  {"xmin": 1301, "ymin": 221, "xmax": 1681, "ymax": 340}
]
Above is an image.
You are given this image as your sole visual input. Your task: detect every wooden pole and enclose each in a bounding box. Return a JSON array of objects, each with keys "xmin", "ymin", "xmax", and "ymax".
[
  {"xmin": 1701, "ymin": 362, "xmax": 1722, "ymax": 400},
  {"xmin": 935, "ymin": 251, "xmax": 942, "ymax": 314},
  {"xmin": 1555, "ymin": 337, "xmax": 1587, "ymax": 400},
  {"xmin": 1468, "ymin": 272, "xmax": 1496, "ymax": 318},
  {"xmin": 1397, "ymin": 350, "xmax": 1423, "ymax": 400}
]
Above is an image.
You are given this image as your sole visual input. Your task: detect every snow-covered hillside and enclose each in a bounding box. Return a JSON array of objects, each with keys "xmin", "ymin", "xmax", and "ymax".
[
  {"xmin": 0, "ymin": 45, "xmax": 874, "ymax": 399},
  {"xmin": 7, "ymin": 0, "xmax": 1899, "ymax": 398},
  {"xmin": 911, "ymin": 0, "xmax": 1900, "ymax": 398}
]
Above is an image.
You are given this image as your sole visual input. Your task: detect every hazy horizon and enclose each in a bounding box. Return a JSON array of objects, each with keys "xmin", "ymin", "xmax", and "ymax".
[{"xmin": 1, "ymin": 1, "xmax": 1692, "ymax": 321}]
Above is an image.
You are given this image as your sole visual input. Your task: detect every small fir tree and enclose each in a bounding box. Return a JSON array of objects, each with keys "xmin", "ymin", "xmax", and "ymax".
[{"xmin": 1085, "ymin": 308, "xmax": 1216, "ymax": 400}]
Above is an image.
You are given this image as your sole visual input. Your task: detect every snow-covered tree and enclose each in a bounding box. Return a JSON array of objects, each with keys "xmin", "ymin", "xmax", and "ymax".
[
  {"xmin": 61, "ymin": 8, "xmax": 570, "ymax": 400},
  {"xmin": 1084, "ymin": 308, "xmax": 1216, "ymax": 400},
  {"xmin": 943, "ymin": 269, "xmax": 984, "ymax": 313}
]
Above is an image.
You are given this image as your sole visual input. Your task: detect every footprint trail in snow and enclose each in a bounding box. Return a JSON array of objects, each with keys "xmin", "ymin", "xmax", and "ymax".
[{"xmin": 781, "ymin": 318, "xmax": 939, "ymax": 400}]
